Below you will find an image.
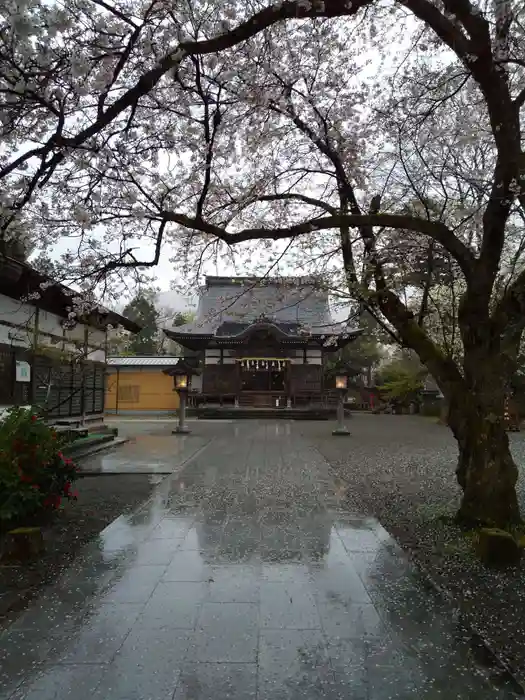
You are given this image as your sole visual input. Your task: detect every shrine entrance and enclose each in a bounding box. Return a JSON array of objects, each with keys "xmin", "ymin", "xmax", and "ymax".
[{"xmin": 239, "ymin": 358, "xmax": 288, "ymax": 405}]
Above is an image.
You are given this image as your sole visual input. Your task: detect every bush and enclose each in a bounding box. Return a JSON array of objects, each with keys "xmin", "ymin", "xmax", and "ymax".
[{"xmin": 0, "ymin": 407, "xmax": 79, "ymax": 527}]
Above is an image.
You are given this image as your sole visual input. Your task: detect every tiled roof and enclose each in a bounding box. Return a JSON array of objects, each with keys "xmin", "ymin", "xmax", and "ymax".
[
  {"xmin": 422, "ymin": 376, "xmax": 441, "ymax": 393},
  {"xmin": 167, "ymin": 277, "xmax": 353, "ymax": 337},
  {"xmin": 107, "ymin": 356, "xmax": 181, "ymax": 366},
  {"xmin": 215, "ymin": 320, "xmax": 302, "ymax": 337},
  {"xmin": 0, "ymin": 256, "xmax": 142, "ymax": 334}
]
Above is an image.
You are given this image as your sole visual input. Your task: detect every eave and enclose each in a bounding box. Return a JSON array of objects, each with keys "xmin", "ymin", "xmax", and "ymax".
[
  {"xmin": 164, "ymin": 327, "xmax": 363, "ymax": 352},
  {"xmin": 0, "ymin": 256, "xmax": 141, "ymax": 333}
]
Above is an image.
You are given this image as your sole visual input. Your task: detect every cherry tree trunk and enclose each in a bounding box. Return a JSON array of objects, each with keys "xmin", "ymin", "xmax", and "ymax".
[{"xmin": 448, "ymin": 357, "xmax": 521, "ymax": 527}]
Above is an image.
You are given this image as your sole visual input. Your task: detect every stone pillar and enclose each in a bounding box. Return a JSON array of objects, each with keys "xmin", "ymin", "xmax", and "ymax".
[
  {"xmin": 332, "ymin": 389, "xmax": 350, "ymax": 436},
  {"xmin": 173, "ymin": 391, "xmax": 190, "ymax": 434}
]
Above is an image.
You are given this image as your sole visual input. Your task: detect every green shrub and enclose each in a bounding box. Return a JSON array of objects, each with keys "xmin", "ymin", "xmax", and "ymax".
[{"xmin": 0, "ymin": 407, "xmax": 79, "ymax": 526}]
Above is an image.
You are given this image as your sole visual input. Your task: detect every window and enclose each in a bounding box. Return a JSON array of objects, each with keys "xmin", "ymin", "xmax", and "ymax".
[{"xmin": 118, "ymin": 385, "xmax": 140, "ymax": 402}]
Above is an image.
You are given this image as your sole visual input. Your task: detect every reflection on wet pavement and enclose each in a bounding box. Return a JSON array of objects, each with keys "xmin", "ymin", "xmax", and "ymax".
[
  {"xmin": 81, "ymin": 432, "xmax": 213, "ymax": 474},
  {"xmin": 1, "ymin": 421, "xmax": 521, "ymax": 699}
]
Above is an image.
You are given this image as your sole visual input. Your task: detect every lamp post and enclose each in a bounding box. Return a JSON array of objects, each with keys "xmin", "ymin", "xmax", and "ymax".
[{"xmin": 332, "ymin": 373, "xmax": 350, "ymax": 436}]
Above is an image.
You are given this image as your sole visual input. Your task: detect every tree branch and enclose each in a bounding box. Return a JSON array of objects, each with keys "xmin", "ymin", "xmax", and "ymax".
[
  {"xmin": 250, "ymin": 193, "xmax": 338, "ymax": 214},
  {"xmin": 0, "ymin": 0, "xmax": 372, "ymax": 191},
  {"xmin": 162, "ymin": 211, "xmax": 475, "ymax": 278},
  {"xmin": 89, "ymin": 220, "xmax": 166, "ymax": 281}
]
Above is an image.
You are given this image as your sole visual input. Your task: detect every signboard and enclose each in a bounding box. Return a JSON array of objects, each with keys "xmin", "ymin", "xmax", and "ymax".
[{"xmin": 15, "ymin": 361, "xmax": 31, "ymax": 383}]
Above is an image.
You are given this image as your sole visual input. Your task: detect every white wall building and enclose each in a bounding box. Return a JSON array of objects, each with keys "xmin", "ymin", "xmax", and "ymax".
[{"xmin": 0, "ymin": 256, "xmax": 140, "ymax": 421}]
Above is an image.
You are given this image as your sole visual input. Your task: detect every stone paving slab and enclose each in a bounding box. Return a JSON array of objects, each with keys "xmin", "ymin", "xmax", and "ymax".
[
  {"xmin": 1, "ymin": 421, "xmax": 521, "ymax": 699},
  {"xmin": 80, "ymin": 432, "xmax": 213, "ymax": 474}
]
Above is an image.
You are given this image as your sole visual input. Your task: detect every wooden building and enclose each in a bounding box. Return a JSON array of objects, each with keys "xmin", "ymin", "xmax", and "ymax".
[
  {"xmin": 0, "ymin": 255, "xmax": 140, "ymax": 422},
  {"xmin": 164, "ymin": 276, "xmax": 360, "ymax": 408},
  {"xmin": 105, "ymin": 356, "xmax": 183, "ymax": 415}
]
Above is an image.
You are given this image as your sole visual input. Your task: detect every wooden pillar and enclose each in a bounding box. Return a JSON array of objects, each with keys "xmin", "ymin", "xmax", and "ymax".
[
  {"xmin": 116, "ymin": 368, "xmax": 120, "ymax": 416},
  {"xmin": 286, "ymin": 361, "xmax": 292, "ymax": 408},
  {"xmin": 81, "ymin": 325, "xmax": 89, "ymax": 424},
  {"xmin": 320, "ymin": 349, "xmax": 324, "ymax": 396},
  {"xmin": 235, "ymin": 359, "xmax": 240, "ymax": 407},
  {"xmin": 29, "ymin": 307, "xmax": 39, "ymax": 407}
]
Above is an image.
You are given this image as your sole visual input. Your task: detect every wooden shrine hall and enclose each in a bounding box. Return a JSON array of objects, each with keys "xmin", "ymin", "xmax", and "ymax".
[{"xmin": 164, "ymin": 276, "xmax": 361, "ymax": 411}]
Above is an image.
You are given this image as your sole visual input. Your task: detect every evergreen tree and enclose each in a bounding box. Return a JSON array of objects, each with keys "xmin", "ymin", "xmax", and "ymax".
[{"xmin": 122, "ymin": 293, "xmax": 159, "ymax": 356}]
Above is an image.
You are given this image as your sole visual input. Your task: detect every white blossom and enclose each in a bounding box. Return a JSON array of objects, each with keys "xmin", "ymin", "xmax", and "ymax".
[
  {"xmin": 508, "ymin": 178, "xmax": 522, "ymax": 195},
  {"xmin": 73, "ymin": 206, "xmax": 91, "ymax": 225}
]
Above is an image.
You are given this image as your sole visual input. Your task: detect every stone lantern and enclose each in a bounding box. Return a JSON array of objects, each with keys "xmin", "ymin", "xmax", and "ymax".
[
  {"xmin": 332, "ymin": 372, "xmax": 351, "ymax": 436},
  {"xmin": 164, "ymin": 361, "xmax": 201, "ymax": 435}
]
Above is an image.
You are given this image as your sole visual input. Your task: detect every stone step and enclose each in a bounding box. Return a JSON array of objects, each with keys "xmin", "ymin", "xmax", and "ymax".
[
  {"xmin": 63, "ymin": 433, "xmax": 115, "ymax": 457},
  {"xmin": 197, "ymin": 407, "xmax": 335, "ymax": 420}
]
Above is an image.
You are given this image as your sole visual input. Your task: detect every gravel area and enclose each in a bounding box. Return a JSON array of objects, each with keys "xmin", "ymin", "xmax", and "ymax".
[
  {"xmin": 0, "ymin": 473, "xmax": 161, "ymax": 626},
  {"xmin": 307, "ymin": 413, "xmax": 525, "ymax": 684}
]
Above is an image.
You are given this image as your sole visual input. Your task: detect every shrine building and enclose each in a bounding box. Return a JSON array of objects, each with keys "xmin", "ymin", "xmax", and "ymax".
[{"xmin": 164, "ymin": 276, "xmax": 361, "ymax": 408}]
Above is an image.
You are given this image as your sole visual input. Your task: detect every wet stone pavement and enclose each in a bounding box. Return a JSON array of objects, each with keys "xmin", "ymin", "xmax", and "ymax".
[{"xmin": 0, "ymin": 421, "xmax": 520, "ymax": 699}]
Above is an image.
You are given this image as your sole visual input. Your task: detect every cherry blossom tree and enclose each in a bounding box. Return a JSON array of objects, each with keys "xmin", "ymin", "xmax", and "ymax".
[{"xmin": 2, "ymin": 0, "xmax": 525, "ymax": 525}]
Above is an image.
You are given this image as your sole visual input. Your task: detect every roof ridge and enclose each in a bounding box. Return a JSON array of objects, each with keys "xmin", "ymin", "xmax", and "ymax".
[{"xmin": 205, "ymin": 275, "xmax": 326, "ymax": 287}]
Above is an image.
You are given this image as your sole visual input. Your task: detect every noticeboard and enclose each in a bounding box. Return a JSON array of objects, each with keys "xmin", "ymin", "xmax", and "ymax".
[{"xmin": 15, "ymin": 361, "xmax": 31, "ymax": 383}]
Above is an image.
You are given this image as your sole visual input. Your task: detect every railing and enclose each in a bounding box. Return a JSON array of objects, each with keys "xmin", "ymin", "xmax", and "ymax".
[
  {"xmin": 196, "ymin": 392, "xmax": 375, "ymax": 410},
  {"xmin": 194, "ymin": 394, "xmax": 236, "ymax": 407},
  {"xmin": 238, "ymin": 393, "xmax": 287, "ymax": 408}
]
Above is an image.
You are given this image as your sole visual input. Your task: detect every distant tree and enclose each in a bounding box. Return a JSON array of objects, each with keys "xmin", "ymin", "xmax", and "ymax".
[
  {"xmin": 375, "ymin": 353, "xmax": 426, "ymax": 408},
  {"xmin": 173, "ymin": 311, "xmax": 196, "ymax": 326},
  {"xmin": 0, "ymin": 209, "xmax": 33, "ymax": 262},
  {"xmin": 156, "ymin": 310, "xmax": 195, "ymax": 354},
  {"xmin": 325, "ymin": 308, "xmax": 385, "ymax": 386},
  {"xmin": 122, "ymin": 292, "xmax": 159, "ymax": 355}
]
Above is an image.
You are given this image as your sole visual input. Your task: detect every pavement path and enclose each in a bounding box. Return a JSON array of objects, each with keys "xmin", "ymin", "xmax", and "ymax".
[{"xmin": 0, "ymin": 421, "xmax": 518, "ymax": 699}]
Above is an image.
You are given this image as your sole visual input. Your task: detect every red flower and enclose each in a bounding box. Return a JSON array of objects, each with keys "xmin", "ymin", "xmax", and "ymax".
[
  {"xmin": 31, "ymin": 415, "xmax": 37, "ymax": 422},
  {"xmin": 57, "ymin": 451, "xmax": 63, "ymax": 459},
  {"xmin": 72, "ymin": 490, "xmax": 79, "ymax": 499},
  {"xmin": 19, "ymin": 472, "xmax": 32, "ymax": 483},
  {"xmin": 43, "ymin": 494, "xmax": 61, "ymax": 509},
  {"xmin": 64, "ymin": 481, "xmax": 72, "ymax": 496}
]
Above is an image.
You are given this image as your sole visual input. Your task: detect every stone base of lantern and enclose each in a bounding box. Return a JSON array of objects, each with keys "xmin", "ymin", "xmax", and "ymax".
[{"xmin": 3, "ymin": 527, "xmax": 45, "ymax": 561}]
